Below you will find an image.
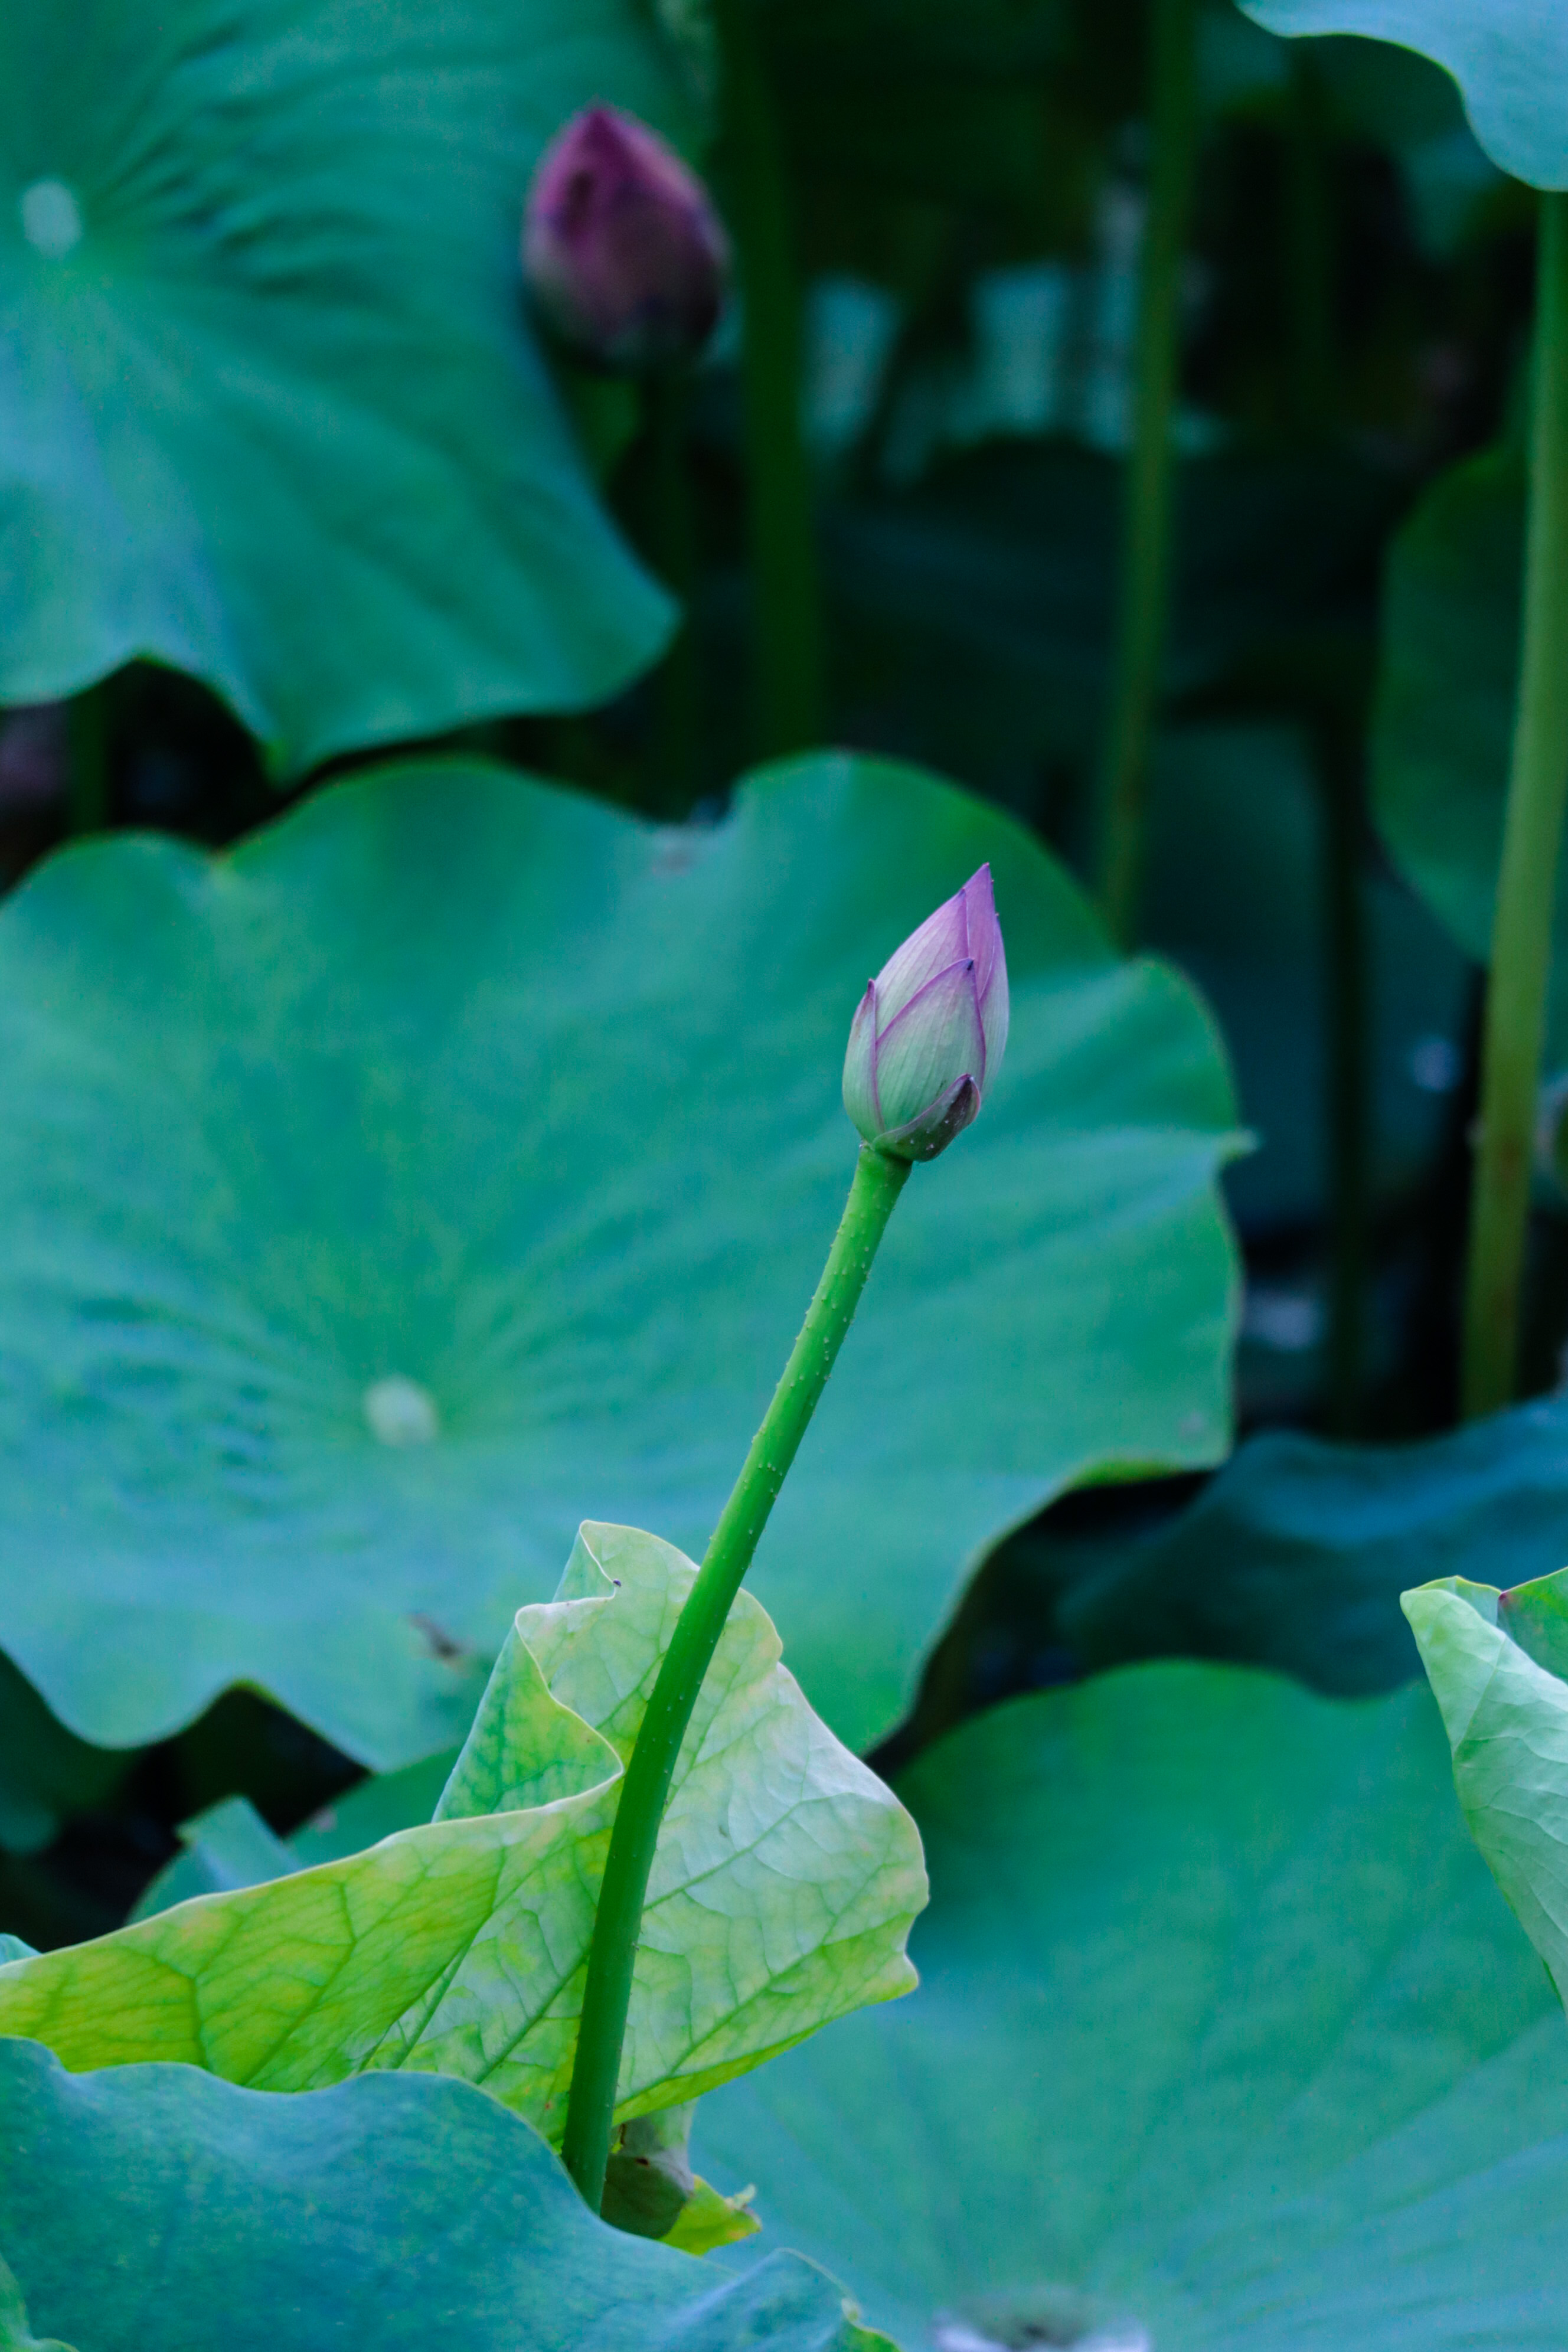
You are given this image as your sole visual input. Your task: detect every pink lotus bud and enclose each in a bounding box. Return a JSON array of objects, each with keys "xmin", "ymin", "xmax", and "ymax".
[
  {"xmin": 842, "ymin": 866, "xmax": 1010, "ymax": 1161},
  {"xmin": 522, "ymin": 106, "xmax": 730, "ymax": 374}
]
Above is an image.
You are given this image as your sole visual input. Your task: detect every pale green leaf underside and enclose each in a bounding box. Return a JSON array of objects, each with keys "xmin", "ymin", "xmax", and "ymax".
[
  {"xmin": 0, "ymin": 2043, "xmax": 888, "ymax": 2351},
  {"xmin": 1404, "ymin": 1569, "xmax": 1568, "ymax": 2011},
  {"xmin": 0, "ymin": 0, "xmax": 684, "ymax": 772},
  {"xmin": 0, "ymin": 752, "xmax": 1240, "ymax": 1762},
  {"xmin": 696, "ymin": 1663, "xmax": 1568, "ymax": 2350},
  {"xmin": 1240, "ymin": 2, "xmax": 1568, "ymax": 188},
  {"xmin": 0, "ymin": 1525, "xmax": 925, "ymax": 2139}
]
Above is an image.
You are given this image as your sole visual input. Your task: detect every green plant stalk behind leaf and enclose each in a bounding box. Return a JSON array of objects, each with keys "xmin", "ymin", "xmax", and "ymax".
[
  {"xmin": 65, "ymin": 685, "xmax": 107, "ymax": 838},
  {"xmin": 1094, "ymin": 0, "xmax": 1199, "ymax": 948},
  {"xmin": 714, "ymin": 0, "xmax": 824, "ymax": 755},
  {"xmin": 0, "ymin": 1524, "xmax": 923, "ymax": 2128},
  {"xmin": 562, "ymin": 1144, "xmax": 910, "ymax": 2211},
  {"xmin": 1465, "ymin": 194, "xmax": 1568, "ymax": 1417}
]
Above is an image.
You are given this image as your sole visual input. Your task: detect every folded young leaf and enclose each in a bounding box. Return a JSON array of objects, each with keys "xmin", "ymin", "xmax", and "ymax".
[
  {"xmin": 602, "ymin": 2101, "xmax": 760, "ymax": 2255},
  {"xmin": 1403, "ymin": 1570, "xmax": 1568, "ymax": 2005},
  {"xmin": 0, "ymin": 1525, "xmax": 925, "ymax": 2139}
]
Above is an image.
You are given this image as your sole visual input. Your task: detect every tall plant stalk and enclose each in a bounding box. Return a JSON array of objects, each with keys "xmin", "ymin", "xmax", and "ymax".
[
  {"xmin": 1287, "ymin": 63, "xmax": 1364, "ymax": 1427},
  {"xmin": 1318, "ymin": 716, "xmax": 1367, "ymax": 1433},
  {"xmin": 712, "ymin": 0, "xmax": 823, "ymax": 757},
  {"xmin": 67, "ymin": 683, "xmax": 109, "ymax": 835},
  {"xmin": 560, "ymin": 1144, "xmax": 910, "ymax": 2210},
  {"xmin": 644, "ymin": 370, "xmax": 701, "ymax": 811},
  {"xmin": 1463, "ymin": 194, "xmax": 1568, "ymax": 1419},
  {"xmin": 1095, "ymin": 0, "xmax": 1200, "ymax": 948},
  {"xmin": 1283, "ymin": 44, "xmax": 1335, "ymax": 444}
]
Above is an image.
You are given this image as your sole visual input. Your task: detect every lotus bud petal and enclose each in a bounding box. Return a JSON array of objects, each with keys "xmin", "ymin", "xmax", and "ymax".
[
  {"xmin": 842, "ymin": 866, "xmax": 1009, "ymax": 1161},
  {"xmin": 522, "ymin": 105, "xmax": 730, "ymax": 374}
]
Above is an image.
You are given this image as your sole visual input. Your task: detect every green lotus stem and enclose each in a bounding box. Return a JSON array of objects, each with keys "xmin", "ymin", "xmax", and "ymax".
[
  {"xmin": 1463, "ymin": 194, "xmax": 1568, "ymax": 1419},
  {"xmin": 1283, "ymin": 44, "xmax": 1335, "ymax": 444},
  {"xmin": 561, "ymin": 1142, "xmax": 910, "ymax": 2211},
  {"xmin": 67, "ymin": 684, "xmax": 109, "ymax": 835},
  {"xmin": 1095, "ymin": 0, "xmax": 1200, "ymax": 949},
  {"xmin": 712, "ymin": 0, "xmax": 824, "ymax": 756},
  {"xmin": 1319, "ymin": 717, "xmax": 1367, "ymax": 1433},
  {"xmin": 645, "ymin": 370, "xmax": 701, "ymax": 811}
]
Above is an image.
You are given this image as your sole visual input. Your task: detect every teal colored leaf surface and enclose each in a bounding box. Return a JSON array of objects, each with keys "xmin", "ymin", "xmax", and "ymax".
[
  {"xmin": 1239, "ymin": 2, "xmax": 1568, "ymax": 187},
  {"xmin": 0, "ymin": 752, "xmax": 1240, "ymax": 1761},
  {"xmin": 0, "ymin": 0, "xmax": 684, "ymax": 773},
  {"xmin": 1404, "ymin": 1569, "xmax": 1568, "ymax": 2012},
  {"xmin": 998, "ymin": 1394, "xmax": 1568, "ymax": 1698},
  {"xmin": 0, "ymin": 1524, "xmax": 925, "ymax": 2138},
  {"xmin": 0, "ymin": 2041, "xmax": 887, "ymax": 2351},
  {"xmin": 695, "ymin": 1664, "xmax": 1568, "ymax": 2350}
]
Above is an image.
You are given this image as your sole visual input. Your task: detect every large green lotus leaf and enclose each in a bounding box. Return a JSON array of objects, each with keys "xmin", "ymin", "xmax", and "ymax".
[
  {"xmin": 0, "ymin": 2044, "xmax": 890, "ymax": 2352},
  {"xmin": 695, "ymin": 1664, "xmax": 1568, "ymax": 2349},
  {"xmin": 1239, "ymin": 2, "xmax": 1568, "ymax": 187},
  {"xmin": 0, "ymin": 1523, "xmax": 924, "ymax": 2135},
  {"xmin": 1404, "ymin": 1569, "xmax": 1568, "ymax": 2013},
  {"xmin": 0, "ymin": 752, "xmax": 1240, "ymax": 1762},
  {"xmin": 1000, "ymin": 1394, "xmax": 1568, "ymax": 1698},
  {"xmin": 0, "ymin": 0, "xmax": 684, "ymax": 775}
]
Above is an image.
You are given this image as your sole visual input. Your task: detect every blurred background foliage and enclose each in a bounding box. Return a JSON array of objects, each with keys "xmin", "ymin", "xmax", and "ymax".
[{"xmin": 0, "ymin": 0, "xmax": 1556, "ymax": 1949}]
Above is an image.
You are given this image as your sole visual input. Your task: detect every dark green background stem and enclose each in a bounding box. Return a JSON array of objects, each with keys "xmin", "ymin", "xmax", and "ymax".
[
  {"xmin": 643, "ymin": 371, "xmax": 701, "ymax": 811},
  {"xmin": 1317, "ymin": 715, "xmax": 1367, "ymax": 1434},
  {"xmin": 1095, "ymin": 0, "xmax": 1200, "ymax": 948},
  {"xmin": 67, "ymin": 684, "xmax": 109, "ymax": 836},
  {"xmin": 1283, "ymin": 45, "xmax": 1335, "ymax": 444},
  {"xmin": 713, "ymin": 0, "xmax": 824, "ymax": 757},
  {"xmin": 560, "ymin": 1144, "xmax": 910, "ymax": 2211},
  {"xmin": 1463, "ymin": 194, "xmax": 1568, "ymax": 1418}
]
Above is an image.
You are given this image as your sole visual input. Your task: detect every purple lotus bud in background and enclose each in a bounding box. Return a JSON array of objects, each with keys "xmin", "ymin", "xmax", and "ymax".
[
  {"xmin": 843, "ymin": 866, "xmax": 1010, "ymax": 1161},
  {"xmin": 522, "ymin": 105, "xmax": 730, "ymax": 373}
]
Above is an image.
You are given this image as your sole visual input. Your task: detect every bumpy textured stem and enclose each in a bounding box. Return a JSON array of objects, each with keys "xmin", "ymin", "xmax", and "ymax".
[
  {"xmin": 713, "ymin": 0, "xmax": 824, "ymax": 756},
  {"xmin": 1095, "ymin": 0, "xmax": 1199, "ymax": 948},
  {"xmin": 561, "ymin": 1143, "xmax": 911, "ymax": 2210},
  {"xmin": 1464, "ymin": 194, "xmax": 1568, "ymax": 1419}
]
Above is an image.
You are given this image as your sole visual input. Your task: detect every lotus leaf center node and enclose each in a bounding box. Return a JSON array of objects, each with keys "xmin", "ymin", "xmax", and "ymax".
[
  {"xmin": 20, "ymin": 180, "xmax": 83, "ymax": 258},
  {"xmin": 363, "ymin": 1374, "xmax": 440, "ymax": 1449}
]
